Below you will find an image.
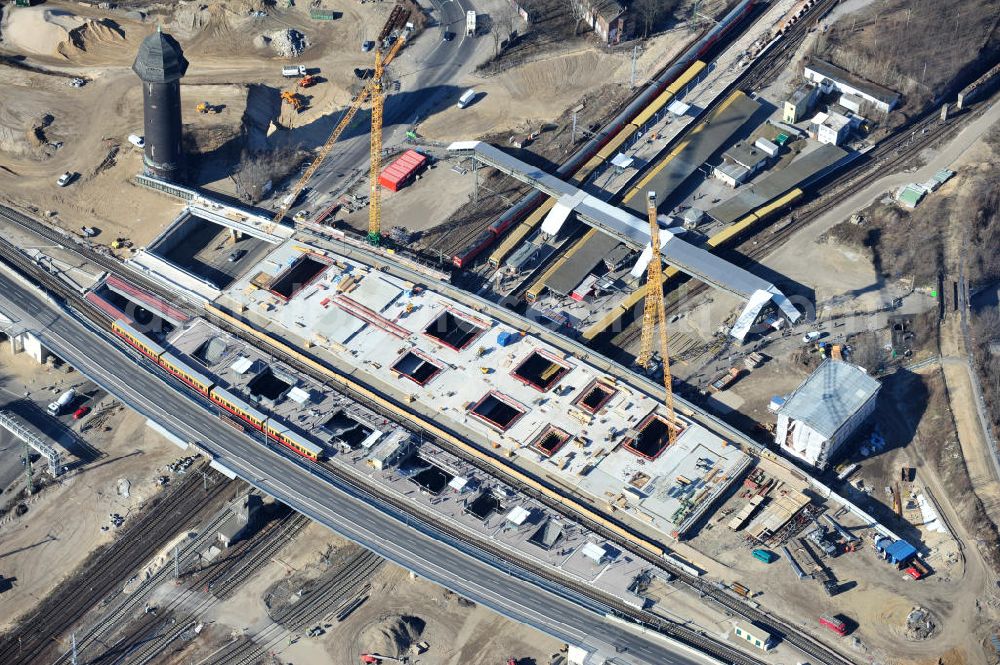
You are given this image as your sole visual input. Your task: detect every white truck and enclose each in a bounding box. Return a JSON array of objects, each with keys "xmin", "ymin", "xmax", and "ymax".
[
  {"xmin": 466, "ymin": 10, "xmax": 477, "ymax": 37},
  {"xmin": 48, "ymin": 388, "xmax": 76, "ymax": 416},
  {"xmin": 282, "ymin": 65, "xmax": 307, "ymax": 77}
]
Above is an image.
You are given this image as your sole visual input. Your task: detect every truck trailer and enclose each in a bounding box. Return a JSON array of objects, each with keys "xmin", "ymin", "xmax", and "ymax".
[{"xmin": 466, "ymin": 11, "xmax": 477, "ymax": 36}]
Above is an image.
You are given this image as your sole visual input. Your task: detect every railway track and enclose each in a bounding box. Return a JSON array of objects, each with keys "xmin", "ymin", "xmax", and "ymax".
[
  {"xmin": 0, "ymin": 210, "xmax": 846, "ymax": 664},
  {"xmin": 0, "ymin": 462, "xmax": 231, "ymax": 665},
  {"xmin": 200, "ymin": 549, "xmax": 383, "ymax": 665},
  {"xmin": 99, "ymin": 512, "xmax": 312, "ymax": 665}
]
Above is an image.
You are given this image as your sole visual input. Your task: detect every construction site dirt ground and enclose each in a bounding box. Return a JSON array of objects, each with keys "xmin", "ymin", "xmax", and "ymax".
[
  {"xmin": 684, "ymin": 362, "xmax": 1000, "ymax": 665},
  {"xmin": 165, "ymin": 522, "xmax": 562, "ymax": 665},
  {"xmin": 0, "ymin": 345, "xmax": 184, "ymax": 632},
  {"xmin": 0, "ymin": 0, "xmax": 411, "ymax": 245}
]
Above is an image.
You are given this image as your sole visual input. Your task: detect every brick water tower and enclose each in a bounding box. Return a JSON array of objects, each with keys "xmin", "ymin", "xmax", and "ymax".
[{"xmin": 132, "ymin": 27, "xmax": 188, "ymax": 182}]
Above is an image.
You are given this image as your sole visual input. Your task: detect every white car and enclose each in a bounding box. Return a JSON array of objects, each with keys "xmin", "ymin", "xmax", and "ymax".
[
  {"xmin": 127, "ymin": 134, "xmax": 144, "ymax": 148},
  {"xmin": 57, "ymin": 172, "xmax": 74, "ymax": 187}
]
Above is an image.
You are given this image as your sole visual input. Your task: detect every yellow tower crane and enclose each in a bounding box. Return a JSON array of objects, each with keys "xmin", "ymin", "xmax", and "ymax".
[
  {"xmin": 636, "ymin": 191, "xmax": 678, "ymax": 446},
  {"xmin": 367, "ymin": 46, "xmax": 386, "ymax": 246},
  {"xmin": 267, "ymin": 33, "xmax": 407, "ymax": 234}
]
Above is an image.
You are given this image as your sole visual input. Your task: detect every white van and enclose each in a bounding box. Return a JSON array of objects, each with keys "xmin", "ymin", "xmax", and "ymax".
[{"xmin": 457, "ymin": 89, "xmax": 476, "ymax": 109}]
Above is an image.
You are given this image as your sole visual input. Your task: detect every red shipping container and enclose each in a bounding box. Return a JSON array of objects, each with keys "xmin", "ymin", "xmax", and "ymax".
[{"xmin": 378, "ymin": 149, "xmax": 427, "ymax": 192}]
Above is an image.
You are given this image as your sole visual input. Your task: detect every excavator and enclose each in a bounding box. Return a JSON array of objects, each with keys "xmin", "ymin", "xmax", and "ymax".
[
  {"xmin": 359, "ymin": 654, "xmax": 407, "ymax": 664},
  {"xmin": 299, "ymin": 74, "xmax": 318, "ymax": 88},
  {"xmin": 195, "ymin": 101, "xmax": 220, "ymax": 114},
  {"xmin": 280, "ymin": 90, "xmax": 306, "ymax": 112}
]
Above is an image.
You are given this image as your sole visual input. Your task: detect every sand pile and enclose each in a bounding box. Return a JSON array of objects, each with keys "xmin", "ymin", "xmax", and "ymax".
[
  {"xmin": 2, "ymin": 7, "xmax": 85, "ymax": 56},
  {"xmin": 255, "ymin": 29, "xmax": 309, "ymax": 57},
  {"xmin": 58, "ymin": 18, "xmax": 127, "ymax": 57},
  {"xmin": 1, "ymin": 7, "xmax": 128, "ymax": 58},
  {"xmin": 358, "ymin": 615, "xmax": 425, "ymax": 656}
]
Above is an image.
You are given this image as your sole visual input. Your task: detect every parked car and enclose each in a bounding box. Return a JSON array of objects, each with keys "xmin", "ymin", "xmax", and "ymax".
[
  {"xmin": 127, "ymin": 134, "xmax": 144, "ymax": 147},
  {"xmin": 73, "ymin": 406, "xmax": 90, "ymax": 420},
  {"xmin": 57, "ymin": 172, "xmax": 74, "ymax": 187},
  {"xmin": 361, "ymin": 40, "xmax": 375, "ymax": 52},
  {"xmin": 228, "ymin": 249, "xmax": 246, "ymax": 263},
  {"xmin": 803, "ymin": 331, "xmax": 822, "ymax": 343}
]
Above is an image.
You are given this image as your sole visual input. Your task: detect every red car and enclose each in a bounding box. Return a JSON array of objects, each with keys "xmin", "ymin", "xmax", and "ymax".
[{"xmin": 73, "ymin": 406, "xmax": 90, "ymax": 420}]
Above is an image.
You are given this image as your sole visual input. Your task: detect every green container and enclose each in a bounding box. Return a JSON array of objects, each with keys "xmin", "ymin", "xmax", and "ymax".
[
  {"xmin": 752, "ymin": 548, "xmax": 778, "ymax": 563},
  {"xmin": 310, "ymin": 9, "xmax": 338, "ymax": 20}
]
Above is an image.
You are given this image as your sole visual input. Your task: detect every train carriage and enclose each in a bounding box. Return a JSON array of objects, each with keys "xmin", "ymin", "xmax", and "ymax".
[
  {"xmin": 209, "ymin": 386, "xmax": 268, "ymax": 431},
  {"xmin": 265, "ymin": 421, "xmax": 323, "ymax": 460},
  {"xmin": 159, "ymin": 351, "xmax": 214, "ymax": 396},
  {"xmin": 112, "ymin": 319, "xmax": 166, "ymax": 362}
]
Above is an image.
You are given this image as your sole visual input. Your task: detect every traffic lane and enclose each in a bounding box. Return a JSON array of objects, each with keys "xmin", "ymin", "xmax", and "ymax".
[{"xmin": 1, "ymin": 276, "xmax": 714, "ymax": 665}]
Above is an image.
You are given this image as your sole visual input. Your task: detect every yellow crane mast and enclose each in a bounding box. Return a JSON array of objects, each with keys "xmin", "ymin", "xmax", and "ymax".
[
  {"xmin": 636, "ymin": 191, "xmax": 678, "ymax": 446},
  {"xmin": 268, "ymin": 33, "xmax": 407, "ymax": 233},
  {"xmin": 367, "ymin": 47, "xmax": 385, "ymax": 245}
]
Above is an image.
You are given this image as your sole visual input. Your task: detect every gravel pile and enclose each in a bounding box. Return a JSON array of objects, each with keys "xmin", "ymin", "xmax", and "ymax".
[{"xmin": 257, "ymin": 28, "xmax": 308, "ymax": 57}]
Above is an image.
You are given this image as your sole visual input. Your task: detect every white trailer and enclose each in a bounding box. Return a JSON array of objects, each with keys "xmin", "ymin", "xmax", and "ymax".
[
  {"xmin": 466, "ymin": 10, "xmax": 476, "ymax": 37},
  {"xmin": 281, "ymin": 65, "xmax": 307, "ymax": 77}
]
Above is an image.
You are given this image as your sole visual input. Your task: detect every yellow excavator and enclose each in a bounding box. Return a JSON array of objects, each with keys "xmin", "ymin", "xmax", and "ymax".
[{"xmin": 196, "ymin": 101, "xmax": 220, "ymax": 114}]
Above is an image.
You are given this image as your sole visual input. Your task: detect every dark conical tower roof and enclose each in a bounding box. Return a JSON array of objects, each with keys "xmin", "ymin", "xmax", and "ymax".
[{"xmin": 132, "ymin": 27, "xmax": 188, "ymax": 83}]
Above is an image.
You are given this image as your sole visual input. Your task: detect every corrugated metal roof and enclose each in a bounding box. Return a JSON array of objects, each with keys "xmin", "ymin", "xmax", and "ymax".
[
  {"xmin": 777, "ymin": 359, "xmax": 880, "ymax": 439},
  {"xmin": 546, "ymin": 233, "xmax": 619, "ymax": 295},
  {"xmin": 709, "ymin": 144, "xmax": 848, "ymax": 224},
  {"xmin": 622, "ymin": 92, "xmax": 761, "ymax": 215},
  {"xmin": 379, "ymin": 149, "xmax": 426, "ymax": 188},
  {"xmin": 804, "ymin": 57, "xmax": 900, "ymax": 105}
]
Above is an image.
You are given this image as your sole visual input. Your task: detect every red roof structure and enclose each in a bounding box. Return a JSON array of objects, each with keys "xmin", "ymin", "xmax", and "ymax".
[{"xmin": 378, "ymin": 149, "xmax": 427, "ymax": 191}]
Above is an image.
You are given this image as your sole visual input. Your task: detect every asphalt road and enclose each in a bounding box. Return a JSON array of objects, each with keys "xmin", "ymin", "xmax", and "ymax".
[
  {"xmin": 0, "ymin": 268, "xmax": 719, "ymax": 665},
  {"xmin": 295, "ymin": 0, "xmax": 481, "ymax": 211}
]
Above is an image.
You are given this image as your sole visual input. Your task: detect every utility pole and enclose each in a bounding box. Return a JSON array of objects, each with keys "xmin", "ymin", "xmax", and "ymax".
[
  {"xmin": 630, "ymin": 45, "xmax": 639, "ymax": 89},
  {"xmin": 472, "ymin": 159, "xmax": 479, "ymax": 202},
  {"xmin": 24, "ymin": 442, "xmax": 33, "ymax": 496}
]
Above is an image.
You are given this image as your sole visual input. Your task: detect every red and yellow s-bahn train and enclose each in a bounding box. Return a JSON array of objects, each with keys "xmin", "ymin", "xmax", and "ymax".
[{"xmin": 111, "ymin": 319, "xmax": 324, "ymax": 461}]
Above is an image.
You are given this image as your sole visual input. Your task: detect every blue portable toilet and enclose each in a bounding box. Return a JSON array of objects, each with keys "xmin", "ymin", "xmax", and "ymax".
[{"xmin": 497, "ymin": 330, "xmax": 519, "ymax": 347}]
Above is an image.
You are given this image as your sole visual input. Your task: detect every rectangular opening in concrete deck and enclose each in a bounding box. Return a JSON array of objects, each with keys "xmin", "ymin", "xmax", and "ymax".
[
  {"xmin": 269, "ymin": 254, "xmax": 329, "ymax": 300},
  {"xmin": 574, "ymin": 379, "xmax": 617, "ymax": 414},
  {"xmin": 321, "ymin": 410, "xmax": 373, "ymax": 448},
  {"xmin": 423, "ymin": 310, "xmax": 486, "ymax": 350},
  {"xmin": 150, "ymin": 212, "xmax": 271, "ymax": 290},
  {"xmin": 469, "ymin": 392, "xmax": 526, "ymax": 431},
  {"xmin": 532, "ymin": 425, "xmax": 571, "ymax": 457},
  {"xmin": 391, "ymin": 351, "xmax": 443, "ymax": 386},
  {"xmin": 624, "ymin": 414, "xmax": 678, "ymax": 460},
  {"xmin": 511, "ymin": 350, "xmax": 570, "ymax": 392},
  {"xmin": 409, "ymin": 456, "xmax": 454, "ymax": 495},
  {"xmin": 466, "ymin": 491, "xmax": 502, "ymax": 521},
  {"xmin": 246, "ymin": 366, "xmax": 294, "ymax": 402}
]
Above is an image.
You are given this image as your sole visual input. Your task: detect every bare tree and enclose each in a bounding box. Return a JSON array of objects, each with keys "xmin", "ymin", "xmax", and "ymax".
[
  {"xmin": 849, "ymin": 332, "xmax": 884, "ymax": 373},
  {"xmin": 565, "ymin": 0, "xmax": 587, "ymax": 36},
  {"xmin": 489, "ymin": 8, "xmax": 518, "ymax": 59},
  {"xmin": 633, "ymin": 0, "xmax": 679, "ymax": 38},
  {"xmin": 230, "ymin": 146, "xmax": 302, "ymax": 204}
]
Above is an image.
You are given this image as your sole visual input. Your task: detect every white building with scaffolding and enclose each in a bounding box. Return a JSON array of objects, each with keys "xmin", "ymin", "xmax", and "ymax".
[{"xmin": 774, "ymin": 359, "xmax": 880, "ymax": 470}]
